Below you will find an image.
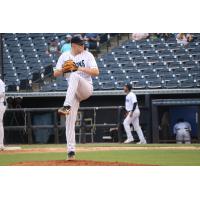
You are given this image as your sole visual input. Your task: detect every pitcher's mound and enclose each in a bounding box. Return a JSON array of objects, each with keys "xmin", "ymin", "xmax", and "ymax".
[{"xmin": 12, "ymin": 160, "xmax": 153, "ymax": 166}]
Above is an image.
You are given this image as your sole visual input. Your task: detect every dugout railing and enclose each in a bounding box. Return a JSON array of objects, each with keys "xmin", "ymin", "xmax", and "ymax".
[{"xmin": 4, "ymin": 106, "xmax": 139, "ymax": 144}]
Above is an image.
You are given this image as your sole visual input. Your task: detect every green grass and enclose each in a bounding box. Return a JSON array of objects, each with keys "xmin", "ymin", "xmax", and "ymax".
[
  {"xmin": 0, "ymin": 152, "xmax": 65, "ymax": 166},
  {"xmin": 1, "ymin": 149, "xmax": 200, "ymax": 166},
  {"xmin": 76, "ymin": 150, "xmax": 200, "ymax": 166}
]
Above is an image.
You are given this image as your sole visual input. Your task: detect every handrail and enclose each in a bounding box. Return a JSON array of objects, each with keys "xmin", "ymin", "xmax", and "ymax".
[{"xmin": 4, "ymin": 106, "xmax": 125, "ymax": 144}]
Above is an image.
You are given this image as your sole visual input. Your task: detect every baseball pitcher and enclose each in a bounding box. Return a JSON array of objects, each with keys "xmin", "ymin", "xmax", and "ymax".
[
  {"xmin": 123, "ymin": 83, "xmax": 147, "ymax": 144},
  {"xmin": 0, "ymin": 79, "xmax": 6, "ymax": 150},
  {"xmin": 54, "ymin": 36, "xmax": 99, "ymax": 160}
]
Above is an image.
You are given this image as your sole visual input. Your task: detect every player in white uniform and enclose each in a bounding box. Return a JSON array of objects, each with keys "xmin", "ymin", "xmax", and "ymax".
[
  {"xmin": 173, "ymin": 118, "xmax": 192, "ymax": 144},
  {"xmin": 123, "ymin": 83, "xmax": 147, "ymax": 144},
  {"xmin": 54, "ymin": 36, "xmax": 99, "ymax": 160},
  {"xmin": 0, "ymin": 79, "xmax": 6, "ymax": 150}
]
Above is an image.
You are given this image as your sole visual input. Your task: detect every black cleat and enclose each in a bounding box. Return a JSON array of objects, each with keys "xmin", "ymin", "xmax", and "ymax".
[
  {"xmin": 58, "ymin": 106, "xmax": 71, "ymax": 115},
  {"xmin": 67, "ymin": 151, "xmax": 75, "ymax": 161}
]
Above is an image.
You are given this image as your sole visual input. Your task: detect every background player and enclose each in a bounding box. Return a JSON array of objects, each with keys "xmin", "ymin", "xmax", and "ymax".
[
  {"xmin": 54, "ymin": 36, "xmax": 99, "ymax": 160},
  {"xmin": 0, "ymin": 78, "xmax": 6, "ymax": 150},
  {"xmin": 173, "ymin": 118, "xmax": 192, "ymax": 144},
  {"xmin": 123, "ymin": 83, "xmax": 147, "ymax": 144}
]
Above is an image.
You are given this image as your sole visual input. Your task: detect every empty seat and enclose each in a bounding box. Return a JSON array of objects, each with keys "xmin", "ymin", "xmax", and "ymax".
[
  {"xmin": 189, "ymin": 66, "xmax": 200, "ymax": 76},
  {"xmin": 180, "ymin": 79, "xmax": 195, "ymax": 88},
  {"xmin": 93, "ymin": 81, "xmax": 101, "ymax": 90},
  {"xmin": 147, "ymin": 56, "xmax": 160, "ymax": 63},
  {"xmin": 174, "ymin": 48, "xmax": 187, "ymax": 55},
  {"xmin": 128, "ymin": 50, "xmax": 142, "ymax": 57},
  {"xmin": 133, "ymin": 79, "xmax": 147, "ymax": 89},
  {"xmin": 154, "ymin": 44, "xmax": 167, "ymax": 50},
  {"xmin": 152, "ymin": 62, "xmax": 166, "ymax": 71},
  {"xmin": 116, "ymin": 81, "xmax": 125, "ymax": 90},
  {"xmin": 98, "ymin": 74, "xmax": 112, "ymax": 81},
  {"xmin": 117, "ymin": 57, "xmax": 131, "ymax": 63},
  {"xmin": 164, "ymin": 80, "xmax": 178, "ymax": 89},
  {"xmin": 162, "ymin": 55, "xmax": 176, "ymax": 62},
  {"xmin": 141, "ymin": 68, "xmax": 155, "ymax": 75},
  {"xmin": 113, "ymin": 74, "xmax": 127, "ymax": 81},
  {"xmin": 182, "ymin": 60, "xmax": 197, "ymax": 69},
  {"xmin": 128, "ymin": 75, "xmax": 142, "ymax": 82},
  {"xmin": 134, "ymin": 57, "xmax": 146, "ymax": 63},
  {"xmin": 196, "ymin": 79, "xmax": 200, "ymax": 87},
  {"xmin": 143, "ymin": 51, "xmax": 157, "ymax": 57},
  {"xmin": 145, "ymin": 74, "xmax": 159, "ymax": 81},
  {"xmin": 189, "ymin": 48, "xmax": 200, "ymax": 56},
  {"xmin": 173, "ymin": 68, "xmax": 187, "ymax": 75},
  {"xmin": 178, "ymin": 55, "xmax": 191, "ymax": 62},
  {"xmin": 40, "ymin": 84, "xmax": 53, "ymax": 92},
  {"xmin": 176, "ymin": 72, "xmax": 191, "ymax": 81},
  {"xmin": 139, "ymin": 44, "xmax": 152, "ymax": 50},
  {"xmin": 101, "ymin": 81, "xmax": 116, "ymax": 90},
  {"xmin": 147, "ymin": 80, "xmax": 163, "ymax": 89},
  {"xmin": 158, "ymin": 49, "xmax": 172, "ymax": 56},
  {"xmin": 193, "ymin": 55, "xmax": 200, "ymax": 61},
  {"xmin": 121, "ymin": 64, "xmax": 134, "ymax": 70},
  {"xmin": 168, "ymin": 62, "xmax": 181, "ymax": 70}
]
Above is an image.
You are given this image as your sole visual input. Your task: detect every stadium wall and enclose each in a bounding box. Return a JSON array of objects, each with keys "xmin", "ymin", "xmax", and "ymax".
[{"xmin": 3, "ymin": 91, "xmax": 200, "ymax": 144}]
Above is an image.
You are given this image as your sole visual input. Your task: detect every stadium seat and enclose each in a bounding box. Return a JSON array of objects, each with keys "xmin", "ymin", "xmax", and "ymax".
[
  {"xmin": 164, "ymin": 79, "xmax": 178, "ymax": 89},
  {"xmin": 101, "ymin": 81, "xmax": 116, "ymax": 90},
  {"xmin": 133, "ymin": 79, "xmax": 147, "ymax": 89},
  {"xmin": 147, "ymin": 80, "xmax": 163, "ymax": 89},
  {"xmin": 180, "ymin": 79, "xmax": 195, "ymax": 88},
  {"xmin": 3, "ymin": 33, "xmax": 200, "ymax": 91}
]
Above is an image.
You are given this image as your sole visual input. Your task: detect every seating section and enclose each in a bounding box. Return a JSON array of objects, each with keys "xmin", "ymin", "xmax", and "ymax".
[
  {"xmin": 2, "ymin": 33, "xmax": 200, "ymax": 91},
  {"xmin": 2, "ymin": 33, "xmax": 110, "ymax": 92},
  {"xmin": 95, "ymin": 34, "xmax": 200, "ymax": 90}
]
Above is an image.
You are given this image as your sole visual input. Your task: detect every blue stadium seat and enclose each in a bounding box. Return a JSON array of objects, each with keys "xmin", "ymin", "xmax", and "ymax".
[
  {"xmin": 3, "ymin": 33, "xmax": 200, "ymax": 91},
  {"xmin": 133, "ymin": 79, "xmax": 147, "ymax": 89},
  {"xmin": 180, "ymin": 79, "xmax": 195, "ymax": 88},
  {"xmin": 164, "ymin": 79, "xmax": 178, "ymax": 89}
]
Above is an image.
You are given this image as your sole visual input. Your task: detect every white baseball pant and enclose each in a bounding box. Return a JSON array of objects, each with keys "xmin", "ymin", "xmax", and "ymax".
[
  {"xmin": 0, "ymin": 104, "xmax": 6, "ymax": 147},
  {"xmin": 123, "ymin": 110, "xmax": 146, "ymax": 142},
  {"xmin": 64, "ymin": 73, "xmax": 93, "ymax": 153},
  {"xmin": 176, "ymin": 131, "xmax": 191, "ymax": 144}
]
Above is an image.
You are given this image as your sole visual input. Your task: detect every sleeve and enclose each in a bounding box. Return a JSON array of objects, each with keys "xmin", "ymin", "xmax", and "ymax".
[
  {"xmin": 55, "ymin": 53, "xmax": 66, "ymax": 70},
  {"xmin": 0, "ymin": 83, "xmax": 5, "ymax": 93},
  {"xmin": 131, "ymin": 93, "xmax": 137, "ymax": 104},
  {"xmin": 61, "ymin": 45, "xmax": 64, "ymax": 53},
  {"xmin": 87, "ymin": 53, "xmax": 98, "ymax": 68},
  {"xmin": 0, "ymin": 82, "xmax": 5, "ymax": 98}
]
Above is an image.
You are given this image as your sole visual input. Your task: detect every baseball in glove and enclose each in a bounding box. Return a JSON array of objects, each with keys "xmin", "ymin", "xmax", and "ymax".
[{"xmin": 62, "ymin": 60, "xmax": 78, "ymax": 73}]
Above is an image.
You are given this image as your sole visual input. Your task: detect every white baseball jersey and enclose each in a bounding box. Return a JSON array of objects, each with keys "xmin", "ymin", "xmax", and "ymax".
[
  {"xmin": 0, "ymin": 79, "xmax": 5, "ymax": 103},
  {"xmin": 0, "ymin": 79, "xmax": 6, "ymax": 148},
  {"xmin": 56, "ymin": 50, "xmax": 98, "ymax": 154},
  {"xmin": 123, "ymin": 91, "xmax": 146, "ymax": 143},
  {"xmin": 55, "ymin": 50, "xmax": 98, "ymax": 84},
  {"xmin": 173, "ymin": 122, "xmax": 191, "ymax": 135},
  {"xmin": 125, "ymin": 92, "xmax": 139, "ymax": 112}
]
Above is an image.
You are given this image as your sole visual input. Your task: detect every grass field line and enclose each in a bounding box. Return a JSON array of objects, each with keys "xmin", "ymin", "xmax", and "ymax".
[{"xmin": 1, "ymin": 145, "xmax": 200, "ymax": 154}]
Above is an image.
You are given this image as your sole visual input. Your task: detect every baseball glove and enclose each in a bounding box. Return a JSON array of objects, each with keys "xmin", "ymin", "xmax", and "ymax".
[{"xmin": 62, "ymin": 60, "xmax": 78, "ymax": 73}]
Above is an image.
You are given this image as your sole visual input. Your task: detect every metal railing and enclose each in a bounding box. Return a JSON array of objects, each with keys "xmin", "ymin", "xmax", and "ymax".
[{"xmin": 4, "ymin": 106, "xmax": 124, "ymax": 144}]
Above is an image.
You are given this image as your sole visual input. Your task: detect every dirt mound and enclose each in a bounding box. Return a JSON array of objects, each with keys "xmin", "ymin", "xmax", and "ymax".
[{"xmin": 12, "ymin": 160, "xmax": 152, "ymax": 166}]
